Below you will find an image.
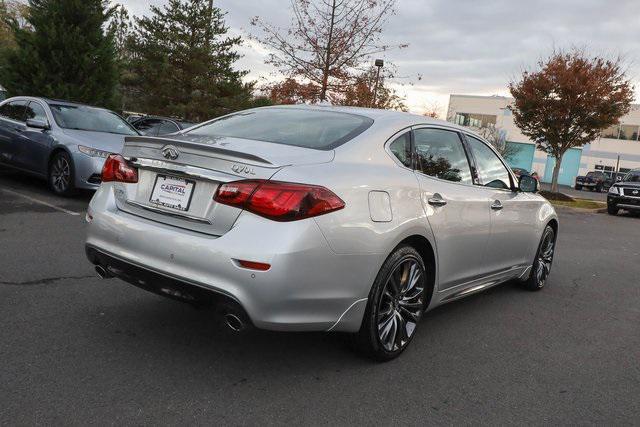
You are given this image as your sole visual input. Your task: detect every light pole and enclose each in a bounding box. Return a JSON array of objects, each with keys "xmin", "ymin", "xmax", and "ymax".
[{"xmin": 371, "ymin": 59, "xmax": 384, "ymax": 108}]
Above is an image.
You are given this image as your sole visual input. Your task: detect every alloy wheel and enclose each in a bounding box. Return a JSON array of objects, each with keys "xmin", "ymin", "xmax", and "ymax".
[
  {"xmin": 535, "ymin": 231, "xmax": 555, "ymax": 287},
  {"xmin": 376, "ymin": 257, "xmax": 425, "ymax": 352},
  {"xmin": 51, "ymin": 156, "xmax": 71, "ymax": 193}
]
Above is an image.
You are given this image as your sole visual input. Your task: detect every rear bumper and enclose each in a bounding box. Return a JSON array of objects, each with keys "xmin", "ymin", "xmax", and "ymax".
[{"xmin": 85, "ymin": 184, "xmax": 377, "ymax": 332}]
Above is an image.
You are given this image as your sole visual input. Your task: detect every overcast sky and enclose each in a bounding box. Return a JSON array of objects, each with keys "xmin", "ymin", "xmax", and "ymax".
[{"xmin": 120, "ymin": 0, "xmax": 640, "ymax": 114}]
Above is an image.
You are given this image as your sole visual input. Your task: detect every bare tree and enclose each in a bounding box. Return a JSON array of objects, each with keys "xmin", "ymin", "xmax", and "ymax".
[{"xmin": 251, "ymin": 0, "xmax": 403, "ymax": 102}]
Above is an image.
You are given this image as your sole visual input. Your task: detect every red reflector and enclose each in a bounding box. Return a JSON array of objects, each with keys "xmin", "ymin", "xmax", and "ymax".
[
  {"xmin": 237, "ymin": 260, "xmax": 271, "ymax": 271},
  {"xmin": 214, "ymin": 180, "xmax": 344, "ymax": 222},
  {"xmin": 101, "ymin": 154, "xmax": 138, "ymax": 183}
]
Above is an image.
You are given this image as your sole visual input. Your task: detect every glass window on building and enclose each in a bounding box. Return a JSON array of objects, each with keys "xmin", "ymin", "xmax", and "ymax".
[
  {"xmin": 619, "ymin": 124, "xmax": 639, "ymax": 141},
  {"xmin": 452, "ymin": 113, "xmax": 497, "ymax": 129},
  {"xmin": 601, "ymin": 124, "xmax": 620, "ymax": 139}
]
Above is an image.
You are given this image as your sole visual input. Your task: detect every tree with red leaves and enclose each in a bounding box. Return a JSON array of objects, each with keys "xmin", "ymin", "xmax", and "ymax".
[{"xmin": 509, "ymin": 50, "xmax": 634, "ymax": 192}]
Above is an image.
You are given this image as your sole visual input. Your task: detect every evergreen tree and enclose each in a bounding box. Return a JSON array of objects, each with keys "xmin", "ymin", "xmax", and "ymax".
[
  {"xmin": 129, "ymin": 0, "xmax": 253, "ymax": 121},
  {"xmin": 1, "ymin": 0, "xmax": 119, "ymax": 107}
]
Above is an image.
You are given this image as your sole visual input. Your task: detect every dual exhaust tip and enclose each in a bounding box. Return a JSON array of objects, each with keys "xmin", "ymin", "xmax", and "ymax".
[{"xmin": 95, "ymin": 264, "xmax": 249, "ymax": 333}]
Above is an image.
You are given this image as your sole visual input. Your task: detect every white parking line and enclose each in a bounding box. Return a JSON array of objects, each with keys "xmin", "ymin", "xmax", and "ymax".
[{"xmin": 1, "ymin": 188, "xmax": 81, "ymax": 216}]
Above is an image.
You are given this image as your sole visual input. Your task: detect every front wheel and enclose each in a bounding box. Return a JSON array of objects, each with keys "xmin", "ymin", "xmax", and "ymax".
[
  {"xmin": 522, "ymin": 225, "xmax": 555, "ymax": 291},
  {"xmin": 352, "ymin": 246, "xmax": 427, "ymax": 361},
  {"xmin": 575, "ymin": 185, "xmax": 582, "ymax": 190},
  {"xmin": 608, "ymin": 205, "xmax": 618, "ymax": 215},
  {"xmin": 48, "ymin": 151, "xmax": 76, "ymax": 196}
]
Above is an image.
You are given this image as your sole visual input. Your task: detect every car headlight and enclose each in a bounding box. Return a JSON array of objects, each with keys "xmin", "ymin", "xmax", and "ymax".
[
  {"xmin": 78, "ymin": 145, "xmax": 111, "ymax": 158},
  {"xmin": 608, "ymin": 185, "xmax": 619, "ymax": 195}
]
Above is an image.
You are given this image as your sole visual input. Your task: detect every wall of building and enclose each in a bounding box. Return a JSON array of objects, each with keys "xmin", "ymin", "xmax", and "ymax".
[{"xmin": 447, "ymin": 94, "xmax": 640, "ymax": 184}]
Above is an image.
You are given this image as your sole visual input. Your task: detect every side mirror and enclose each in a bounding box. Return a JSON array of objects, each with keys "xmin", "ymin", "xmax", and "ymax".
[
  {"xmin": 518, "ymin": 174, "xmax": 538, "ymax": 193},
  {"xmin": 26, "ymin": 118, "xmax": 50, "ymax": 130}
]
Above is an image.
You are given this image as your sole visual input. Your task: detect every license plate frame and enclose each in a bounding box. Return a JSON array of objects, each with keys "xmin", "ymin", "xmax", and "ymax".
[{"xmin": 149, "ymin": 174, "xmax": 196, "ymax": 212}]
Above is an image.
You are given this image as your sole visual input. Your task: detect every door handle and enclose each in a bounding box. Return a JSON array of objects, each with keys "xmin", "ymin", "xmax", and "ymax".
[
  {"xmin": 491, "ymin": 200, "xmax": 503, "ymax": 210},
  {"xmin": 428, "ymin": 196, "xmax": 447, "ymax": 207}
]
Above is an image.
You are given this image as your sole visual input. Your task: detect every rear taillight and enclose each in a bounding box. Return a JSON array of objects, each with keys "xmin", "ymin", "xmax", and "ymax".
[
  {"xmin": 101, "ymin": 154, "xmax": 138, "ymax": 183},
  {"xmin": 214, "ymin": 179, "xmax": 345, "ymax": 221}
]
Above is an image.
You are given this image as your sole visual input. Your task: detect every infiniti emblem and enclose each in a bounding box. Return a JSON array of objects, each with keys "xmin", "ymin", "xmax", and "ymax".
[{"xmin": 161, "ymin": 145, "xmax": 180, "ymax": 160}]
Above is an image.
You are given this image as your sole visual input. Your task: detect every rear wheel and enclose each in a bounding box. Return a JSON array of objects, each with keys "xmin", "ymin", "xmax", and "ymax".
[
  {"xmin": 48, "ymin": 151, "xmax": 76, "ymax": 196},
  {"xmin": 352, "ymin": 246, "xmax": 427, "ymax": 361},
  {"xmin": 522, "ymin": 226, "xmax": 555, "ymax": 291}
]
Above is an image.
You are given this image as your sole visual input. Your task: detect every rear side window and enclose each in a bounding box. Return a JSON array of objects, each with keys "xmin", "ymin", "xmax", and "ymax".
[
  {"xmin": 158, "ymin": 120, "xmax": 179, "ymax": 135},
  {"xmin": 413, "ymin": 128, "xmax": 473, "ymax": 184},
  {"xmin": 187, "ymin": 108, "xmax": 373, "ymax": 150},
  {"xmin": 0, "ymin": 100, "xmax": 27, "ymax": 122},
  {"xmin": 466, "ymin": 136, "xmax": 512, "ymax": 189},
  {"xmin": 389, "ymin": 132, "xmax": 412, "ymax": 167}
]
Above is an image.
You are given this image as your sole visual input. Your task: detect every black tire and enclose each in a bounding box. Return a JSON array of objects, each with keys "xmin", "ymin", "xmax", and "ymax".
[
  {"xmin": 48, "ymin": 151, "xmax": 76, "ymax": 196},
  {"xmin": 596, "ymin": 185, "xmax": 602, "ymax": 193},
  {"xmin": 351, "ymin": 245, "xmax": 427, "ymax": 361},
  {"xmin": 522, "ymin": 225, "xmax": 555, "ymax": 291},
  {"xmin": 575, "ymin": 185, "xmax": 582, "ymax": 190},
  {"xmin": 607, "ymin": 205, "xmax": 618, "ymax": 215}
]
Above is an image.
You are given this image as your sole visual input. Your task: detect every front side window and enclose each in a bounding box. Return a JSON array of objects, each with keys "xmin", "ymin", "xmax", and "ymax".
[
  {"xmin": 187, "ymin": 108, "xmax": 373, "ymax": 150},
  {"xmin": 25, "ymin": 102, "xmax": 48, "ymax": 123},
  {"xmin": 0, "ymin": 100, "xmax": 27, "ymax": 122},
  {"xmin": 413, "ymin": 128, "xmax": 472, "ymax": 184},
  {"xmin": 388, "ymin": 132, "xmax": 412, "ymax": 167},
  {"xmin": 466, "ymin": 136, "xmax": 512, "ymax": 189},
  {"xmin": 49, "ymin": 104, "xmax": 138, "ymax": 135}
]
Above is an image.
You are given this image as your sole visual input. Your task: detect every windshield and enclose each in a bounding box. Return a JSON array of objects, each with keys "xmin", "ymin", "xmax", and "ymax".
[
  {"xmin": 50, "ymin": 104, "xmax": 138, "ymax": 135},
  {"xmin": 623, "ymin": 170, "xmax": 640, "ymax": 182},
  {"xmin": 186, "ymin": 108, "xmax": 373, "ymax": 150}
]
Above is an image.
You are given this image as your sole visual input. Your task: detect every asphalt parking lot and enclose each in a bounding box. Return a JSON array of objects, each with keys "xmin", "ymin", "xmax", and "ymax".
[{"xmin": 1, "ymin": 168, "xmax": 639, "ymax": 425}]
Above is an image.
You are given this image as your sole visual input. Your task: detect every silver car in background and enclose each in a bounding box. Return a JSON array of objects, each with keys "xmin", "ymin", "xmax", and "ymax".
[
  {"xmin": 0, "ymin": 96, "xmax": 139, "ymax": 195},
  {"xmin": 85, "ymin": 106, "xmax": 558, "ymax": 360}
]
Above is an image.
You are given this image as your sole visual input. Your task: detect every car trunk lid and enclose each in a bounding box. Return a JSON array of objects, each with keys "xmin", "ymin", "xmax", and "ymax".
[{"xmin": 113, "ymin": 135, "xmax": 334, "ymax": 236}]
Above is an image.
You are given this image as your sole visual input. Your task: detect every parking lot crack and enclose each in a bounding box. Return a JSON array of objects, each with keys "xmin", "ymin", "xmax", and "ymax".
[{"xmin": 0, "ymin": 274, "xmax": 94, "ymax": 286}]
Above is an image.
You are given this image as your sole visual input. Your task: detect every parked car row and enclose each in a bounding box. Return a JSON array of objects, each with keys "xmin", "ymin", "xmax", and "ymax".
[
  {"xmin": 0, "ymin": 96, "xmax": 196, "ymax": 195},
  {"xmin": 575, "ymin": 170, "xmax": 625, "ymax": 192},
  {"xmin": 1, "ymin": 95, "xmax": 561, "ymax": 360}
]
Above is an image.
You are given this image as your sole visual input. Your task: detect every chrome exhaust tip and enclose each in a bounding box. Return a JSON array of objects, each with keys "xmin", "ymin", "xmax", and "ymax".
[
  {"xmin": 95, "ymin": 265, "xmax": 112, "ymax": 279},
  {"xmin": 224, "ymin": 313, "xmax": 245, "ymax": 332}
]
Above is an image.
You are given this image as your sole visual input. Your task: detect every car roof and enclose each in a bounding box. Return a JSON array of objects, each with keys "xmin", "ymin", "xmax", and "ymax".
[{"xmin": 2, "ymin": 95, "xmax": 103, "ymax": 109}]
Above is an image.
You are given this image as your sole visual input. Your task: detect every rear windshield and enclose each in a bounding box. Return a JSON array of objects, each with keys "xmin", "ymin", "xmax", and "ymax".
[{"xmin": 186, "ymin": 108, "xmax": 373, "ymax": 150}]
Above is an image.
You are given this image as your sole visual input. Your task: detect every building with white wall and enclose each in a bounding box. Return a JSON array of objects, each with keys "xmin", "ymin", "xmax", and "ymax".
[{"xmin": 447, "ymin": 94, "xmax": 640, "ymax": 186}]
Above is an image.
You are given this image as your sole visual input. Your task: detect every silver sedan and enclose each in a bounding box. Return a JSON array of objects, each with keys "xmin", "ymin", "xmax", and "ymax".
[
  {"xmin": 0, "ymin": 96, "xmax": 138, "ymax": 195},
  {"xmin": 85, "ymin": 105, "xmax": 558, "ymax": 360}
]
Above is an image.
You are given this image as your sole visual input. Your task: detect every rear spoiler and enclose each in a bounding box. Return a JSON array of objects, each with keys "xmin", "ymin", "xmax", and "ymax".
[{"xmin": 124, "ymin": 136, "xmax": 273, "ymax": 165}]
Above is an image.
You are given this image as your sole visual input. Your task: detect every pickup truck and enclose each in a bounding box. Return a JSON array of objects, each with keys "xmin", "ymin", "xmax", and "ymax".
[{"xmin": 575, "ymin": 171, "xmax": 608, "ymax": 192}]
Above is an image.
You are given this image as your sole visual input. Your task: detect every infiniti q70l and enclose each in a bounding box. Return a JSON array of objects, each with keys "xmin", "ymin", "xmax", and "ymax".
[{"xmin": 85, "ymin": 106, "xmax": 558, "ymax": 361}]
